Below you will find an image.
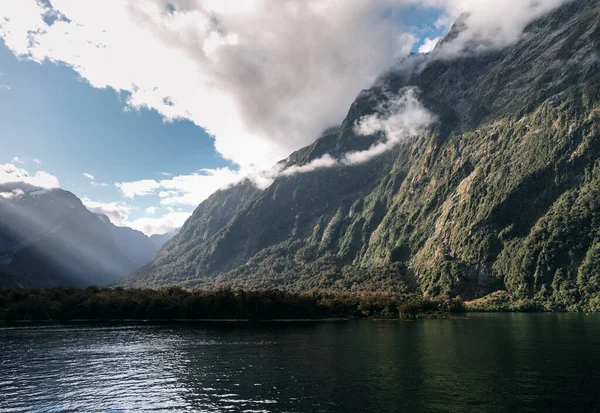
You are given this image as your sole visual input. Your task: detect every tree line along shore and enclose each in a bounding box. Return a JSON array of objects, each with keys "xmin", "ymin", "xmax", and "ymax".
[
  {"xmin": 1, "ymin": 286, "xmax": 591, "ymax": 323},
  {"xmin": 0, "ymin": 287, "xmax": 467, "ymax": 322}
]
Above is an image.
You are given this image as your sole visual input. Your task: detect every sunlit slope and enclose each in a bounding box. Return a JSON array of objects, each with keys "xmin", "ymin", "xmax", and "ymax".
[{"xmin": 0, "ymin": 186, "xmax": 172, "ymax": 287}]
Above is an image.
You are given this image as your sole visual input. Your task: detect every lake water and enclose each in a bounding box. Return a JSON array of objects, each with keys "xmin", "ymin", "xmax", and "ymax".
[{"xmin": 1, "ymin": 313, "xmax": 599, "ymax": 413}]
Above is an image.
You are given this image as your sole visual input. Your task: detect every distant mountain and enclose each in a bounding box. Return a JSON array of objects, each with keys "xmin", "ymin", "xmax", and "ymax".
[
  {"xmin": 149, "ymin": 229, "xmax": 179, "ymax": 250},
  {"xmin": 0, "ymin": 185, "xmax": 174, "ymax": 288},
  {"xmin": 97, "ymin": 214, "xmax": 161, "ymax": 270},
  {"xmin": 121, "ymin": 0, "xmax": 600, "ymax": 309}
]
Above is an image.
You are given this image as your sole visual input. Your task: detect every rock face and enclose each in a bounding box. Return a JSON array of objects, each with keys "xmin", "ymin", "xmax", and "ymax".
[
  {"xmin": 122, "ymin": 1, "xmax": 600, "ymax": 307},
  {"xmin": 0, "ymin": 185, "xmax": 174, "ymax": 288}
]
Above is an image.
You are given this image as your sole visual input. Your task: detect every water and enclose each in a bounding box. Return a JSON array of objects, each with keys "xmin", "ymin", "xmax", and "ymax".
[{"xmin": 1, "ymin": 313, "xmax": 599, "ymax": 413}]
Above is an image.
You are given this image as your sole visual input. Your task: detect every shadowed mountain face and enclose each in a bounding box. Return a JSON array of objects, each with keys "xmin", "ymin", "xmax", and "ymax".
[
  {"xmin": 0, "ymin": 186, "xmax": 175, "ymax": 288},
  {"xmin": 121, "ymin": 1, "xmax": 600, "ymax": 306}
]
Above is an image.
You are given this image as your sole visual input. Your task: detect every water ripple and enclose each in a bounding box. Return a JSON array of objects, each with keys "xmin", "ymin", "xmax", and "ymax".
[{"xmin": 2, "ymin": 316, "xmax": 600, "ymax": 413}]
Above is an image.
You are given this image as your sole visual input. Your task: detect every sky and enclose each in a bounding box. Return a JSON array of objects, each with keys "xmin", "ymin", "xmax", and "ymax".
[{"xmin": 0, "ymin": 0, "xmax": 569, "ymax": 235}]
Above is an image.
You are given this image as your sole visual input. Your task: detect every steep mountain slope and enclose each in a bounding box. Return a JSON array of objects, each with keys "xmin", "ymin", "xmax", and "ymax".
[
  {"xmin": 122, "ymin": 0, "xmax": 600, "ymax": 309},
  {"xmin": 0, "ymin": 186, "xmax": 173, "ymax": 287}
]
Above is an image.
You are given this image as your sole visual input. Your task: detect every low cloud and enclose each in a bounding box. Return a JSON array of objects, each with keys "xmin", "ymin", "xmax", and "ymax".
[
  {"xmin": 82, "ymin": 197, "xmax": 186, "ymax": 235},
  {"xmin": 81, "ymin": 197, "xmax": 133, "ymax": 227},
  {"xmin": 425, "ymin": 0, "xmax": 572, "ymax": 56},
  {"xmin": 0, "ymin": 0, "xmax": 572, "ymax": 232},
  {"xmin": 418, "ymin": 37, "xmax": 441, "ymax": 53},
  {"xmin": 0, "ymin": 0, "xmax": 570, "ymax": 173},
  {"xmin": 0, "ymin": 163, "xmax": 60, "ymax": 189},
  {"xmin": 280, "ymin": 155, "xmax": 338, "ymax": 177},
  {"xmin": 116, "ymin": 167, "xmax": 243, "ymax": 207},
  {"xmin": 0, "ymin": 0, "xmax": 419, "ymax": 171},
  {"xmin": 126, "ymin": 211, "xmax": 190, "ymax": 236},
  {"xmin": 244, "ymin": 87, "xmax": 434, "ymax": 189},
  {"xmin": 345, "ymin": 86, "xmax": 434, "ymax": 165},
  {"xmin": 0, "ymin": 188, "xmax": 25, "ymax": 200},
  {"xmin": 83, "ymin": 172, "xmax": 95, "ymax": 180}
]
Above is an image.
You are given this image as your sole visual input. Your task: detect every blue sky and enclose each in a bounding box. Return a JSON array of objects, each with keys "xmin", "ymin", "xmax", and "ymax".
[
  {"xmin": 0, "ymin": 42, "xmax": 233, "ymax": 226},
  {"xmin": 0, "ymin": 0, "xmax": 447, "ymax": 235}
]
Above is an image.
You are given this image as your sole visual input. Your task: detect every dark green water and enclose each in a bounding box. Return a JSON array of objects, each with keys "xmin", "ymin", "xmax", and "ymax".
[{"xmin": 1, "ymin": 313, "xmax": 599, "ymax": 413}]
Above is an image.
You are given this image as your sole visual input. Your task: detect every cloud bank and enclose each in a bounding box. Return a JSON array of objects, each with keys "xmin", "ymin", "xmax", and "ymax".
[
  {"xmin": 82, "ymin": 197, "xmax": 189, "ymax": 236},
  {"xmin": 0, "ymin": 0, "xmax": 420, "ymax": 171},
  {"xmin": 0, "ymin": 162, "xmax": 60, "ymax": 189},
  {"xmin": 0, "ymin": 0, "xmax": 569, "ymax": 170},
  {"xmin": 418, "ymin": 37, "xmax": 441, "ymax": 53},
  {"xmin": 116, "ymin": 167, "xmax": 243, "ymax": 207},
  {"xmin": 0, "ymin": 0, "xmax": 572, "ymax": 234},
  {"xmin": 346, "ymin": 87, "xmax": 434, "ymax": 164},
  {"xmin": 82, "ymin": 197, "xmax": 132, "ymax": 227},
  {"xmin": 426, "ymin": 0, "xmax": 572, "ymax": 56},
  {"xmin": 249, "ymin": 86, "xmax": 434, "ymax": 187}
]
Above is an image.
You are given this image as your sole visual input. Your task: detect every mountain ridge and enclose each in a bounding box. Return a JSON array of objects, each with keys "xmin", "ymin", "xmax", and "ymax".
[
  {"xmin": 0, "ymin": 186, "xmax": 176, "ymax": 288},
  {"xmin": 121, "ymin": 0, "xmax": 600, "ymax": 309}
]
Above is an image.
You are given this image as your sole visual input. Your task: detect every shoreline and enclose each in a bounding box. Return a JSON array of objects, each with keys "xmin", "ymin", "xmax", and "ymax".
[
  {"xmin": 4, "ymin": 312, "xmax": 589, "ymax": 326},
  {"xmin": 1, "ymin": 317, "xmax": 356, "ymax": 325}
]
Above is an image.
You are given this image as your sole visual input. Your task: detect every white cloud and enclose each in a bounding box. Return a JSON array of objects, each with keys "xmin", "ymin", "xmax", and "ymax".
[
  {"xmin": 109, "ymin": 167, "xmax": 246, "ymax": 235},
  {"xmin": 81, "ymin": 197, "xmax": 133, "ymax": 227},
  {"xmin": 0, "ymin": 0, "xmax": 568, "ymax": 172},
  {"xmin": 244, "ymin": 87, "xmax": 433, "ymax": 186},
  {"xmin": 280, "ymin": 155, "xmax": 338, "ymax": 177},
  {"xmin": 11, "ymin": 156, "xmax": 23, "ymax": 164},
  {"xmin": 0, "ymin": 0, "xmax": 419, "ymax": 171},
  {"xmin": 116, "ymin": 167, "xmax": 243, "ymax": 206},
  {"xmin": 422, "ymin": 0, "xmax": 572, "ymax": 56},
  {"xmin": 83, "ymin": 171, "xmax": 109, "ymax": 187},
  {"xmin": 33, "ymin": 158, "xmax": 42, "ymax": 165},
  {"xmin": 0, "ymin": 163, "xmax": 60, "ymax": 189},
  {"xmin": 418, "ymin": 37, "xmax": 441, "ymax": 53},
  {"xmin": 346, "ymin": 87, "xmax": 434, "ymax": 165},
  {"xmin": 434, "ymin": 15, "xmax": 453, "ymax": 30},
  {"xmin": 127, "ymin": 211, "xmax": 190, "ymax": 236},
  {"xmin": 0, "ymin": 188, "xmax": 25, "ymax": 199},
  {"xmin": 116, "ymin": 179, "xmax": 161, "ymax": 198},
  {"xmin": 0, "ymin": 84, "xmax": 10, "ymax": 90},
  {"xmin": 0, "ymin": 0, "xmax": 571, "ymax": 233},
  {"xmin": 82, "ymin": 196, "xmax": 186, "ymax": 235}
]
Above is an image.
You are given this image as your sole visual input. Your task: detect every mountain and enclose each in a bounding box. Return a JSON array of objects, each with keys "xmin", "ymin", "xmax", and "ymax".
[
  {"xmin": 121, "ymin": 1, "xmax": 600, "ymax": 309},
  {"xmin": 149, "ymin": 230, "xmax": 179, "ymax": 250},
  {"xmin": 0, "ymin": 186, "xmax": 174, "ymax": 288}
]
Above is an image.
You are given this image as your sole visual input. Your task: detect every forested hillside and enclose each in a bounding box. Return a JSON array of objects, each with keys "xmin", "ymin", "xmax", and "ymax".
[{"xmin": 122, "ymin": 0, "xmax": 600, "ymax": 310}]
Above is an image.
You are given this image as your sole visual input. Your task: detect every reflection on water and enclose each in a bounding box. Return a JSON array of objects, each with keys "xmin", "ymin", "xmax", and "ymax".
[{"xmin": 1, "ymin": 314, "xmax": 599, "ymax": 413}]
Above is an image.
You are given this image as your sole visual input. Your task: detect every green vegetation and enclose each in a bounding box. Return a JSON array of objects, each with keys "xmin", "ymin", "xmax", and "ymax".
[
  {"xmin": 0, "ymin": 287, "xmax": 464, "ymax": 322},
  {"xmin": 464, "ymin": 291, "xmax": 544, "ymax": 312},
  {"xmin": 117, "ymin": 1, "xmax": 600, "ymax": 311}
]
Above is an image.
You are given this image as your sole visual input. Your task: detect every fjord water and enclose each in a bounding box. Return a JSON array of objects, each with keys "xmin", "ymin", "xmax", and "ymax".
[{"xmin": 1, "ymin": 314, "xmax": 599, "ymax": 413}]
